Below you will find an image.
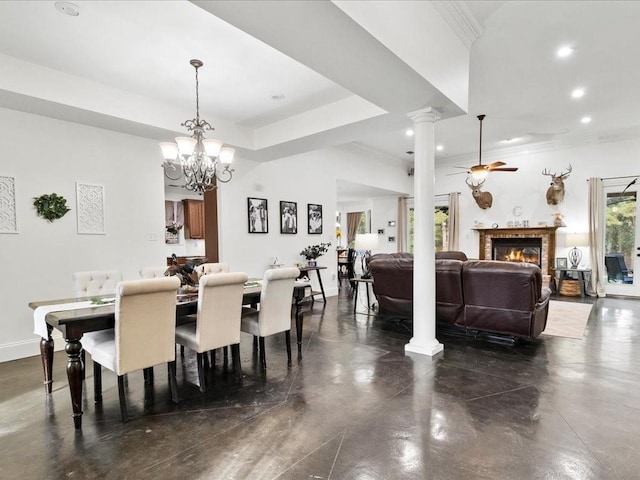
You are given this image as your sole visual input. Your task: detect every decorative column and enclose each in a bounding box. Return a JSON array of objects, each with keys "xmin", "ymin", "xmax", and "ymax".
[{"xmin": 405, "ymin": 107, "xmax": 444, "ymax": 357}]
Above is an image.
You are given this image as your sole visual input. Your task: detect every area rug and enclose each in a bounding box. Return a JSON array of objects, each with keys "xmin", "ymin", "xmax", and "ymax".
[{"xmin": 542, "ymin": 300, "xmax": 593, "ymax": 339}]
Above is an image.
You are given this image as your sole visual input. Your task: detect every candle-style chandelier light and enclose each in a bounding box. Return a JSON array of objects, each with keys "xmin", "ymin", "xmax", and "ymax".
[{"xmin": 160, "ymin": 59, "xmax": 234, "ymax": 193}]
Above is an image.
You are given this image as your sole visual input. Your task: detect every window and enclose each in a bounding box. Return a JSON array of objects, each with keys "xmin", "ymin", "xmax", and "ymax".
[
  {"xmin": 406, "ymin": 206, "xmax": 449, "ymax": 254},
  {"xmin": 605, "ymin": 190, "xmax": 636, "ymax": 279}
]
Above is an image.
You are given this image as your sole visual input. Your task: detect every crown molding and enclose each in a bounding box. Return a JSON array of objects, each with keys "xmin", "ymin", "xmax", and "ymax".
[
  {"xmin": 341, "ymin": 142, "xmax": 414, "ymax": 168},
  {"xmin": 432, "ymin": 1, "xmax": 483, "ymax": 49}
]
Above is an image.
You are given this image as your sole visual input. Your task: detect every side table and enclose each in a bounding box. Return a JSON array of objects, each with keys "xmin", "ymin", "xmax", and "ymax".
[
  {"xmin": 350, "ymin": 276, "xmax": 374, "ymax": 313},
  {"xmin": 556, "ymin": 268, "xmax": 591, "ymax": 298}
]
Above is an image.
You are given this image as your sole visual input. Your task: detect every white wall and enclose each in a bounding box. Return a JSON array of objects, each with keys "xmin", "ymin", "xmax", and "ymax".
[
  {"xmin": 0, "ymin": 107, "xmax": 168, "ymax": 361},
  {"xmin": 434, "ymin": 138, "xmax": 640, "ymax": 263},
  {"xmin": 217, "ymin": 146, "xmax": 413, "ymax": 294},
  {"xmin": 0, "ymin": 109, "xmax": 413, "ymax": 362}
]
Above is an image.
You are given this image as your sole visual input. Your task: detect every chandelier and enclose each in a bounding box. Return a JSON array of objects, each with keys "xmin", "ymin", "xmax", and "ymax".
[{"xmin": 160, "ymin": 59, "xmax": 234, "ymax": 193}]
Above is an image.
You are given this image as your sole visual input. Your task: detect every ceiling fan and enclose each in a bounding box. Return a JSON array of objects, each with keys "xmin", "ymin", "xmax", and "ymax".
[{"xmin": 453, "ymin": 114, "xmax": 518, "ymax": 178}]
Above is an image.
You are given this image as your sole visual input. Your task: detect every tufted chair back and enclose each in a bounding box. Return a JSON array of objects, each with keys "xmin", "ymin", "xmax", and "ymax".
[
  {"xmin": 255, "ymin": 267, "xmax": 300, "ymax": 337},
  {"xmin": 139, "ymin": 266, "xmax": 169, "ymax": 279},
  {"xmin": 114, "ymin": 277, "xmax": 181, "ymax": 375},
  {"xmin": 73, "ymin": 270, "xmax": 122, "ymax": 297},
  {"xmin": 194, "ymin": 262, "xmax": 230, "ymax": 276}
]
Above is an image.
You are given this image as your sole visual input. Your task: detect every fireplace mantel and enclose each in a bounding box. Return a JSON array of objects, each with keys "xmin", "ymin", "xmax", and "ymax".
[{"xmin": 473, "ymin": 226, "xmax": 559, "ymax": 275}]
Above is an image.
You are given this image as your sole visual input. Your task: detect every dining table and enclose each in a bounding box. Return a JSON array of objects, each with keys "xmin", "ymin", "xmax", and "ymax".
[{"xmin": 29, "ymin": 282, "xmax": 310, "ymax": 429}]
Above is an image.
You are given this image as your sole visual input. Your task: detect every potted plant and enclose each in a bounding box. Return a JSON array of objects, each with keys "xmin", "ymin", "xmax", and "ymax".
[{"xmin": 300, "ymin": 242, "xmax": 331, "ymax": 267}]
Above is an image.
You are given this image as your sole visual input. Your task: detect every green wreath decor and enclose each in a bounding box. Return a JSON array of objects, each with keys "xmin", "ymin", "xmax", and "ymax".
[{"xmin": 33, "ymin": 193, "xmax": 71, "ymax": 222}]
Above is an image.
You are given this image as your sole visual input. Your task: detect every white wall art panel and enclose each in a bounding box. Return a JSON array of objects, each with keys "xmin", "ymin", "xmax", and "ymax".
[
  {"xmin": 0, "ymin": 176, "xmax": 17, "ymax": 233},
  {"xmin": 76, "ymin": 183, "xmax": 105, "ymax": 234}
]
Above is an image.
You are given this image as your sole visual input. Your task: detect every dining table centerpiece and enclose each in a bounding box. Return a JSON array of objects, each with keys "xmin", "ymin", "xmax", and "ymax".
[{"xmin": 300, "ymin": 242, "xmax": 331, "ymax": 267}]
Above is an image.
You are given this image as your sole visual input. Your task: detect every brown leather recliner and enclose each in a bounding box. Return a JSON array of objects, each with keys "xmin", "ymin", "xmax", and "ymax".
[
  {"xmin": 369, "ymin": 256, "xmax": 413, "ymax": 317},
  {"xmin": 369, "ymin": 253, "xmax": 551, "ymax": 340},
  {"xmin": 462, "ymin": 260, "xmax": 550, "ymax": 339}
]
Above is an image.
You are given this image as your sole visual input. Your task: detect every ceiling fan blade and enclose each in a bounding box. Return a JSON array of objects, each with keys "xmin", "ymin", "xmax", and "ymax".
[
  {"xmin": 452, "ymin": 166, "xmax": 471, "ymax": 170},
  {"xmin": 486, "ymin": 161, "xmax": 506, "ymax": 168},
  {"xmin": 446, "ymin": 171, "xmax": 468, "ymax": 176},
  {"xmin": 490, "ymin": 167, "xmax": 519, "ymax": 172}
]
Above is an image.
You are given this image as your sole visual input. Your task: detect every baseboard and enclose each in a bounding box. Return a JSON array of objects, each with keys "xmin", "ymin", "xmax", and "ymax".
[{"xmin": 0, "ymin": 331, "xmax": 65, "ymax": 363}]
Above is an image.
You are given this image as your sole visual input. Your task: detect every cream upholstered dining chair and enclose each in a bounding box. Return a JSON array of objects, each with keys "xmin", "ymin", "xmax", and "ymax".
[
  {"xmin": 139, "ymin": 266, "xmax": 169, "ymax": 279},
  {"xmin": 194, "ymin": 262, "xmax": 230, "ymax": 276},
  {"xmin": 73, "ymin": 270, "xmax": 122, "ymax": 297},
  {"xmin": 82, "ymin": 276, "xmax": 181, "ymax": 423},
  {"xmin": 241, "ymin": 267, "xmax": 300, "ymax": 369},
  {"xmin": 175, "ymin": 272, "xmax": 248, "ymax": 392}
]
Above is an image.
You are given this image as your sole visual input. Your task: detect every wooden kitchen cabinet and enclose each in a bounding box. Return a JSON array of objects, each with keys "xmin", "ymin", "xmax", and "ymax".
[{"xmin": 182, "ymin": 199, "xmax": 205, "ymax": 239}]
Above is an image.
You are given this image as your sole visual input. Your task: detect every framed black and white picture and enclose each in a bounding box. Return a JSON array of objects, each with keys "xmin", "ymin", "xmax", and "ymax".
[
  {"xmin": 248, "ymin": 197, "xmax": 268, "ymax": 233},
  {"xmin": 388, "ymin": 236, "xmax": 396, "ymax": 243},
  {"xmin": 308, "ymin": 204, "xmax": 323, "ymax": 234},
  {"xmin": 556, "ymin": 257, "xmax": 568, "ymax": 269},
  {"xmin": 280, "ymin": 201, "xmax": 297, "ymax": 234}
]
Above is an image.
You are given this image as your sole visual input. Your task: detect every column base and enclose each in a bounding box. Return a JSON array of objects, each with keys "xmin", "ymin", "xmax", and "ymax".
[{"xmin": 405, "ymin": 338, "xmax": 444, "ymax": 357}]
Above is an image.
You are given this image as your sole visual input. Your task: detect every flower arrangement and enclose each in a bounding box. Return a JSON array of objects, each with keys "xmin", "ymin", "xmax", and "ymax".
[{"xmin": 300, "ymin": 242, "xmax": 331, "ymax": 261}]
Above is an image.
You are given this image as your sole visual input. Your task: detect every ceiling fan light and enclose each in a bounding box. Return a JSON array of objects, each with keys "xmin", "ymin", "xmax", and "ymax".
[
  {"xmin": 159, "ymin": 142, "xmax": 178, "ymax": 160},
  {"xmin": 471, "ymin": 169, "xmax": 488, "ymax": 180}
]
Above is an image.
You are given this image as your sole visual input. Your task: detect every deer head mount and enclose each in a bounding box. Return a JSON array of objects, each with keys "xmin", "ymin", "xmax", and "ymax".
[
  {"xmin": 466, "ymin": 177, "xmax": 493, "ymax": 209},
  {"xmin": 542, "ymin": 164, "xmax": 572, "ymax": 205}
]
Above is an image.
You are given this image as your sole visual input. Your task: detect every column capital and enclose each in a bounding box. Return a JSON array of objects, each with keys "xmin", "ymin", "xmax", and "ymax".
[{"xmin": 407, "ymin": 107, "xmax": 441, "ymax": 124}]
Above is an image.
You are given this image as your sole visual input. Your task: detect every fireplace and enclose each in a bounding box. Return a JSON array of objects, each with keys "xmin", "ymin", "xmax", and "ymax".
[
  {"xmin": 492, "ymin": 237, "xmax": 542, "ymax": 267},
  {"xmin": 474, "ymin": 226, "xmax": 558, "ymax": 275}
]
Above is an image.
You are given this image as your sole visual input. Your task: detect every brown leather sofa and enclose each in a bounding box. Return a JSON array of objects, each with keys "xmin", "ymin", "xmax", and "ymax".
[{"xmin": 369, "ymin": 252, "xmax": 551, "ymax": 340}]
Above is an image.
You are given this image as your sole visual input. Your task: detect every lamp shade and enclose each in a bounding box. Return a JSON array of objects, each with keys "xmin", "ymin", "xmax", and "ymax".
[
  {"xmin": 175, "ymin": 136, "xmax": 197, "ymax": 156},
  {"xmin": 202, "ymin": 138, "xmax": 223, "ymax": 157},
  {"xmin": 219, "ymin": 147, "xmax": 235, "ymax": 164},
  {"xmin": 159, "ymin": 142, "xmax": 179, "ymax": 160},
  {"xmin": 355, "ymin": 233, "xmax": 379, "ymax": 251},
  {"xmin": 566, "ymin": 232, "xmax": 589, "ymax": 247}
]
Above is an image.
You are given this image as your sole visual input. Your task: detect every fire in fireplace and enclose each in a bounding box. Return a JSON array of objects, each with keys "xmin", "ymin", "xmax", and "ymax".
[{"xmin": 492, "ymin": 237, "xmax": 542, "ymax": 267}]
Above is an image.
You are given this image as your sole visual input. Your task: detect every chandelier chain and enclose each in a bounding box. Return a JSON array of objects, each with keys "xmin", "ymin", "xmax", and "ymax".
[{"xmin": 194, "ymin": 63, "xmax": 200, "ymax": 123}]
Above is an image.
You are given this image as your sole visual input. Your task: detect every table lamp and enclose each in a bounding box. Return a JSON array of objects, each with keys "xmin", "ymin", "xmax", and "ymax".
[
  {"xmin": 566, "ymin": 232, "xmax": 589, "ymax": 269},
  {"xmin": 355, "ymin": 233, "xmax": 379, "ymax": 278}
]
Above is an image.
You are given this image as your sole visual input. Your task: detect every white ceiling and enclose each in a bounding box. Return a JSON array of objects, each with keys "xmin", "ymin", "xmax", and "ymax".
[{"xmin": 1, "ymin": 1, "xmax": 640, "ymax": 200}]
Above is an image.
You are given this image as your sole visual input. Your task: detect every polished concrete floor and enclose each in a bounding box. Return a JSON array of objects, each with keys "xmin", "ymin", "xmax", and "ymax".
[{"xmin": 2, "ymin": 285, "xmax": 640, "ymax": 479}]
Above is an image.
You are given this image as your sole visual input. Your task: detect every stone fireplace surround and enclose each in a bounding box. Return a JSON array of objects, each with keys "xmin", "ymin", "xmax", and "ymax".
[{"xmin": 474, "ymin": 227, "xmax": 559, "ymax": 275}]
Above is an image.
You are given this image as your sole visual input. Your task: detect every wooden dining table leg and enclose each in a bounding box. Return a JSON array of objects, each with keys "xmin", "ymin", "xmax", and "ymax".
[
  {"xmin": 65, "ymin": 336, "xmax": 84, "ymax": 429},
  {"xmin": 40, "ymin": 325, "xmax": 54, "ymax": 394}
]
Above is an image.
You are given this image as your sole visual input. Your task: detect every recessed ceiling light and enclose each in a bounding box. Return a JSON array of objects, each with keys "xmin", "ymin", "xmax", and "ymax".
[
  {"xmin": 557, "ymin": 46, "xmax": 574, "ymax": 58},
  {"xmin": 436, "ymin": 145, "xmax": 444, "ymax": 151},
  {"xmin": 581, "ymin": 116, "xmax": 592, "ymax": 124},
  {"xmin": 406, "ymin": 129, "xmax": 414, "ymax": 137},
  {"xmin": 54, "ymin": 2, "xmax": 80, "ymax": 16},
  {"xmin": 571, "ymin": 88, "xmax": 585, "ymax": 99},
  {"xmin": 271, "ymin": 94, "xmax": 285, "ymax": 101}
]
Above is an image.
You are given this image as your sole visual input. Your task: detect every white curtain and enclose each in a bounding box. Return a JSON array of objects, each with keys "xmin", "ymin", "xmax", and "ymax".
[
  {"xmin": 397, "ymin": 196, "xmax": 408, "ymax": 252},
  {"xmin": 447, "ymin": 192, "xmax": 460, "ymax": 251},
  {"xmin": 588, "ymin": 177, "xmax": 606, "ymax": 297}
]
